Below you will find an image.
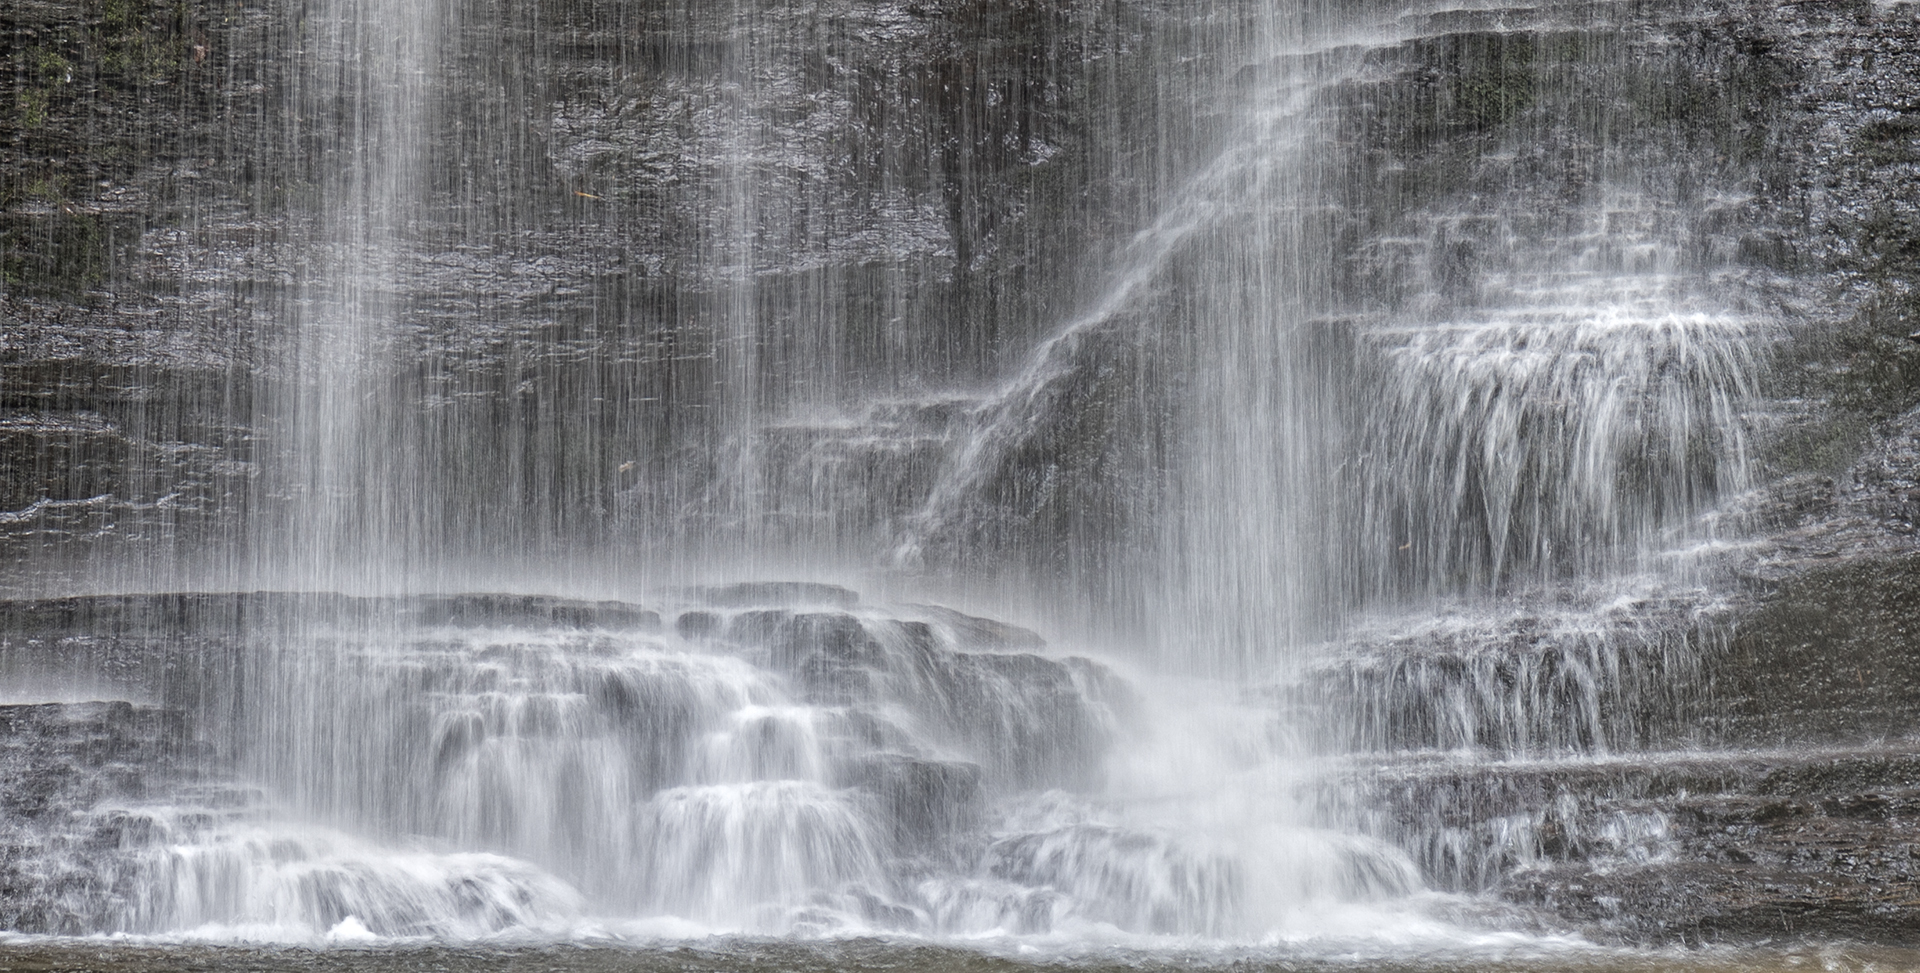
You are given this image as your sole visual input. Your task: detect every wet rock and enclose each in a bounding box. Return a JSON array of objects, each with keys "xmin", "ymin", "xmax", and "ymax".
[
  {"xmin": 0, "ymin": 0, "xmax": 1188, "ymax": 580},
  {"xmin": 0, "ymin": 589, "xmax": 1131, "ymax": 935},
  {"xmin": 921, "ymin": 650, "xmax": 1117, "ymax": 792},
  {"xmin": 725, "ymin": 609, "xmax": 793, "ymax": 647},
  {"xmin": 410, "ymin": 594, "xmax": 662, "ymax": 631},
  {"xmin": 770, "ymin": 613, "xmax": 885, "ymax": 669},
  {"xmin": 757, "ymin": 613, "xmax": 889, "ymax": 705},
  {"xmin": 692, "ymin": 583, "xmax": 860, "ymax": 609},
  {"xmin": 0, "ymin": 700, "xmax": 212, "ymax": 933},
  {"xmin": 674, "ymin": 610, "xmax": 720, "ymax": 639},
  {"xmin": 1280, "ymin": 592, "xmax": 1729, "ymax": 759},
  {"xmin": 846, "ymin": 754, "xmax": 984, "ymax": 853},
  {"xmin": 907, "ymin": 604, "xmax": 1046, "ymax": 651},
  {"xmin": 11, "ymin": 0, "xmax": 1920, "ymax": 947},
  {"xmin": 1714, "ymin": 552, "xmax": 1920, "ymax": 745},
  {"xmin": 1339, "ymin": 745, "xmax": 1920, "ymax": 946}
]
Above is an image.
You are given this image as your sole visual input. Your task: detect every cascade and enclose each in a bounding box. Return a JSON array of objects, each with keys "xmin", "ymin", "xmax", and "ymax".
[{"xmin": 11, "ymin": 0, "xmax": 1920, "ymax": 961}]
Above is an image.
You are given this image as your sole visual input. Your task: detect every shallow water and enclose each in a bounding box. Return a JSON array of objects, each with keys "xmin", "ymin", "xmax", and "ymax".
[{"xmin": 5, "ymin": 937, "xmax": 1918, "ymax": 973}]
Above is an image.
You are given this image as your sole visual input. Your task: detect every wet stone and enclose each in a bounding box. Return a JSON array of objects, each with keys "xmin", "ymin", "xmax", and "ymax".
[
  {"xmin": 411, "ymin": 595, "xmax": 663, "ymax": 631},
  {"xmin": 693, "ymin": 583, "xmax": 860, "ymax": 609},
  {"xmin": 771, "ymin": 614, "xmax": 887, "ymax": 670},
  {"xmin": 726, "ymin": 609, "xmax": 793, "ymax": 647},
  {"xmin": 847, "ymin": 754, "xmax": 985, "ymax": 854},
  {"xmin": 905, "ymin": 604, "xmax": 1047, "ymax": 652},
  {"xmin": 675, "ymin": 610, "xmax": 721, "ymax": 639}
]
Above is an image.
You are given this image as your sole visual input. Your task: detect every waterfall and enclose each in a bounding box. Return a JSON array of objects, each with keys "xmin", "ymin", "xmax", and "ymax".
[
  {"xmin": 0, "ymin": 0, "xmax": 1823, "ymax": 954},
  {"xmin": 252, "ymin": 0, "xmax": 449, "ymax": 592}
]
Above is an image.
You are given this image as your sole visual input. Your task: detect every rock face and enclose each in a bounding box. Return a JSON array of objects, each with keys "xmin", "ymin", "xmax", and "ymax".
[
  {"xmin": 0, "ymin": 0, "xmax": 1826, "ymax": 589},
  {"xmin": 3, "ymin": 0, "xmax": 1214, "ymax": 585}
]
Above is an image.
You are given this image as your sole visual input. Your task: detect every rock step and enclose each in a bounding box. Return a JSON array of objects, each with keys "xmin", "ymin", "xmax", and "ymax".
[
  {"xmin": 1319, "ymin": 743, "xmax": 1920, "ymax": 945},
  {"xmin": 1268, "ymin": 591, "xmax": 1731, "ymax": 759},
  {"xmin": 1276, "ymin": 546, "xmax": 1920, "ymax": 762},
  {"xmin": 743, "ymin": 396, "xmax": 981, "ymax": 536}
]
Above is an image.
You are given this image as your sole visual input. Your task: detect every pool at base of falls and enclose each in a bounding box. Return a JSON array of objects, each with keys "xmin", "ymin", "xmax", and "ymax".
[{"xmin": 1, "ymin": 932, "xmax": 1914, "ymax": 973}]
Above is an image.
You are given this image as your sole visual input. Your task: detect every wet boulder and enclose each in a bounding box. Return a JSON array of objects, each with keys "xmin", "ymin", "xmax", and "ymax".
[
  {"xmin": 693, "ymin": 583, "xmax": 860, "ymax": 609},
  {"xmin": 846, "ymin": 754, "xmax": 984, "ymax": 854},
  {"xmin": 761, "ymin": 612, "xmax": 889, "ymax": 704},
  {"xmin": 410, "ymin": 594, "xmax": 661, "ymax": 631},
  {"xmin": 674, "ymin": 610, "xmax": 720, "ymax": 640},
  {"xmin": 725, "ymin": 609, "xmax": 792, "ymax": 647}
]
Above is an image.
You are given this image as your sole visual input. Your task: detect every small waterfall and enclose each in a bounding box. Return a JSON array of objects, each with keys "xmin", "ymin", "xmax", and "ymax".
[
  {"xmin": 87, "ymin": 814, "xmax": 585, "ymax": 938},
  {"xmin": 252, "ymin": 0, "xmax": 449, "ymax": 591},
  {"xmin": 1358, "ymin": 303, "xmax": 1759, "ymax": 597}
]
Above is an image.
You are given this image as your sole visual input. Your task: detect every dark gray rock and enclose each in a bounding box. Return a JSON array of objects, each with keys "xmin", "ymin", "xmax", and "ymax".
[
  {"xmin": 673, "ymin": 609, "xmax": 720, "ymax": 639},
  {"xmin": 692, "ymin": 583, "xmax": 860, "ymax": 609},
  {"xmin": 408, "ymin": 594, "xmax": 662, "ymax": 631},
  {"xmin": 906, "ymin": 603, "xmax": 1047, "ymax": 651},
  {"xmin": 845, "ymin": 753, "xmax": 984, "ymax": 855}
]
